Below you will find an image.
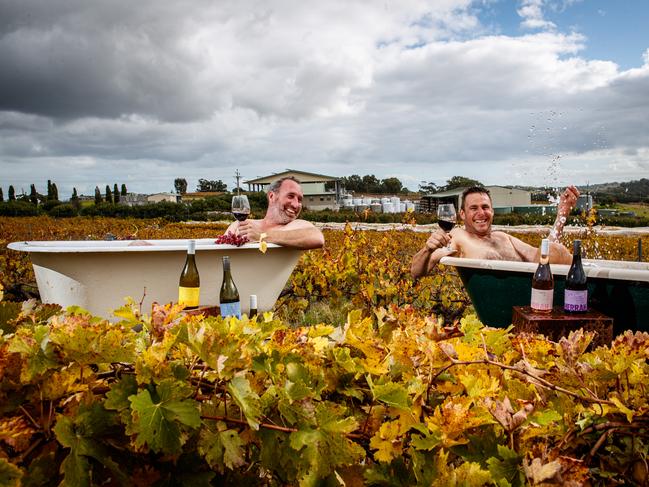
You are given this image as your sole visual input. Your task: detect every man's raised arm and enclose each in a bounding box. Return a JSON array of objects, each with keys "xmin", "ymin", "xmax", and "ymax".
[{"xmin": 264, "ymin": 225, "xmax": 324, "ymax": 250}]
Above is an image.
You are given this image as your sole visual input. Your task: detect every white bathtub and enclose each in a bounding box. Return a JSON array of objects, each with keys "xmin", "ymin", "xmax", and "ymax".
[{"xmin": 7, "ymin": 239, "xmax": 303, "ymax": 318}]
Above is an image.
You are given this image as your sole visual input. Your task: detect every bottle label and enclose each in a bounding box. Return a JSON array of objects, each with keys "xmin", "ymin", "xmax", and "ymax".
[
  {"xmin": 220, "ymin": 301, "xmax": 241, "ymax": 319},
  {"xmin": 178, "ymin": 287, "xmax": 200, "ymax": 308},
  {"xmin": 564, "ymin": 290, "xmax": 588, "ymax": 312},
  {"xmin": 531, "ymin": 289, "xmax": 553, "ymax": 311}
]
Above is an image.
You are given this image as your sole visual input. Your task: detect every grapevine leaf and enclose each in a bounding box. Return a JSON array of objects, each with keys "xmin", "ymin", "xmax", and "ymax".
[
  {"xmin": 48, "ymin": 314, "xmax": 136, "ymax": 364},
  {"xmin": 104, "ymin": 374, "xmax": 138, "ymax": 412},
  {"xmin": 369, "ymin": 421, "xmax": 403, "ymax": 462},
  {"xmin": 53, "ymin": 403, "xmax": 126, "ymax": 486},
  {"xmin": 128, "ymin": 380, "xmax": 200, "ymax": 454},
  {"xmin": 487, "ymin": 445, "xmax": 523, "ymax": 487},
  {"xmin": 287, "ymin": 403, "xmax": 363, "ymax": 485},
  {"xmin": 198, "ymin": 423, "xmax": 246, "ymax": 472},
  {"xmin": 227, "ymin": 376, "xmax": 262, "ymax": 430},
  {"xmin": 59, "ymin": 452, "xmax": 91, "ymax": 487},
  {"xmin": 7, "ymin": 325, "xmax": 58, "ymax": 381},
  {"xmin": 368, "ymin": 378, "xmax": 410, "ymax": 410},
  {"xmin": 523, "ymin": 458, "xmax": 562, "ymax": 484},
  {"xmin": 0, "ymin": 458, "xmax": 22, "ymax": 487},
  {"xmin": 610, "ymin": 396, "xmax": 635, "ymax": 423}
]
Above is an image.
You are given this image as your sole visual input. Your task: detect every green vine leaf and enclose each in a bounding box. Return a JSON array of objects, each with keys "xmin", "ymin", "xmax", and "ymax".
[
  {"xmin": 0, "ymin": 458, "xmax": 22, "ymax": 487},
  {"xmin": 128, "ymin": 380, "xmax": 201, "ymax": 454},
  {"xmin": 227, "ymin": 375, "xmax": 262, "ymax": 430},
  {"xmin": 198, "ymin": 422, "xmax": 246, "ymax": 472}
]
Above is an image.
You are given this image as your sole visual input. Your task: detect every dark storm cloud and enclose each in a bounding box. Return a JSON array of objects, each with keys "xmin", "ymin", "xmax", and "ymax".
[{"xmin": 0, "ymin": 0, "xmax": 224, "ymax": 121}]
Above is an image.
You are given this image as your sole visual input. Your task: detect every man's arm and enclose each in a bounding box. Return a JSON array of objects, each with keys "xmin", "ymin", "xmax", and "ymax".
[
  {"xmin": 548, "ymin": 185, "xmax": 579, "ymax": 242},
  {"xmin": 264, "ymin": 226, "xmax": 324, "ymax": 249},
  {"xmin": 236, "ymin": 219, "xmax": 324, "ymax": 250},
  {"xmin": 508, "ymin": 234, "xmax": 572, "ymax": 264},
  {"xmin": 411, "ymin": 230, "xmax": 454, "ymax": 279}
]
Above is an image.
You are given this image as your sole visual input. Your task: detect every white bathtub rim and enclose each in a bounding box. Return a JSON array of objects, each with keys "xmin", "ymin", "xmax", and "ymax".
[
  {"xmin": 440, "ymin": 256, "xmax": 649, "ymax": 283},
  {"xmin": 7, "ymin": 239, "xmax": 281, "ymax": 253}
]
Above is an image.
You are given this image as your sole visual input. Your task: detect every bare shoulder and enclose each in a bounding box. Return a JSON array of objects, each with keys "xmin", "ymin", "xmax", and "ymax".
[{"xmin": 277, "ymin": 219, "xmax": 318, "ymax": 231}]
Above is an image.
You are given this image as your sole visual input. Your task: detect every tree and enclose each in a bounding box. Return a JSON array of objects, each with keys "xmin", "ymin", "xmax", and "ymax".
[
  {"xmin": 30, "ymin": 184, "xmax": 38, "ymax": 205},
  {"xmin": 105, "ymin": 185, "xmax": 112, "ymax": 203},
  {"xmin": 380, "ymin": 177, "xmax": 403, "ymax": 194},
  {"xmin": 174, "ymin": 178, "xmax": 188, "ymax": 194},
  {"xmin": 196, "ymin": 179, "xmax": 227, "ymax": 192},
  {"xmin": 121, "ymin": 184, "xmax": 127, "ymax": 196},
  {"xmin": 8, "ymin": 185, "xmax": 16, "ymax": 201},
  {"xmin": 113, "ymin": 184, "xmax": 120, "ymax": 204},
  {"xmin": 443, "ymin": 176, "xmax": 483, "ymax": 191},
  {"xmin": 361, "ymin": 175, "xmax": 380, "ymax": 193},
  {"xmin": 94, "ymin": 186, "xmax": 102, "ymax": 205},
  {"xmin": 419, "ymin": 181, "xmax": 438, "ymax": 194},
  {"xmin": 71, "ymin": 188, "xmax": 80, "ymax": 208},
  {"xmin": 0, "ymin": 187, "xmax": 3, "ymax": 202},
  {"xmin": 341, "ymin": 175, "xmax": 363, "ymax": 193},
  {"xmin": 52, "ymin": 183, "xmax": 59, "ymax": 201}
]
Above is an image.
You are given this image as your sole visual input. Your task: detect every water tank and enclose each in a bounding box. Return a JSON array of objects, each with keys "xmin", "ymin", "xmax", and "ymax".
[
  {"xmin": 391, "ymin": 196, "xmax": 400, "ymax": 207},
  {"xmin": 363, "ymin": 197, "xmax": 372, "ymax": 205},
  {"xmin": 352, "ymin": 198, "xmax": 363, "ymax": 205},
  {"xmin": 399, "ymin": 202, "xmax": 406, "ymax": 212},
  {"xmin": 405, "ymin": 202, "xmax": 415, "ymax": 212},
  {"xmin": 371, "ymin": 203, "xmax": 382, "ymax": 213},
  {"xmin": 382, "ymin": 203, "xmax": 393, "ymax": 213},
  {"xmin": 355, "ymin": 204, "xmax": 368, "ymax": 212},
  {"xmin": 381, "ymin": 197, "xmax": 390, "ymax": 204}
]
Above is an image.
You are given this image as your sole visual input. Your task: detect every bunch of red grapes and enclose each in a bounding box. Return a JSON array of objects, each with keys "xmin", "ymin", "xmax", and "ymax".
[{"xmin": 215, "ymin": 232, "xmax": 249, "ymax": 246}]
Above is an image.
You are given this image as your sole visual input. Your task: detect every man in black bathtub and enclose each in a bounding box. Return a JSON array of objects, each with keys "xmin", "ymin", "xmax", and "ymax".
[
  {"xmin": 226, "ymin": 176, "xmax": 324, "ymax": 250},
  {"xmin": 411, "ymin": 185, "xmax": 580, "ymax": 279}
]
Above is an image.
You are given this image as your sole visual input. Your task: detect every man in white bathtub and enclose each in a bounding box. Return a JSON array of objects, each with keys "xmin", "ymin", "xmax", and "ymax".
[
  {"xmin": 226, "ymin": 176, "xmax": 325, "ymax": 250},
  {"xmin": 411, "ymin": 185, "xmax": 580, "ymax": 279}
]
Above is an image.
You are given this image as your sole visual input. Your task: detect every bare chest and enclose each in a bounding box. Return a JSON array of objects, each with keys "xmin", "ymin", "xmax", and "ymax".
[{"xmin": 459, "ymin": 233, "xmax": 522, "ymax": 261}]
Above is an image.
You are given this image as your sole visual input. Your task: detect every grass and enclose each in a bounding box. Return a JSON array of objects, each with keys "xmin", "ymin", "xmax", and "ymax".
[{"xmin": 614, "ymin": 203, "xmax": 649, "ymax": 218}]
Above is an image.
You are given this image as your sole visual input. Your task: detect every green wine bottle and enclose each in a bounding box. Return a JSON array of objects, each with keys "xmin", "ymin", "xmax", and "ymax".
[
  {"xmin": 178, "ymin": 239, "xmax": 200, "ymax": 309},
  {"xmin": 219, "ymin": 256, "xmax": 241, "ymax": 318}
]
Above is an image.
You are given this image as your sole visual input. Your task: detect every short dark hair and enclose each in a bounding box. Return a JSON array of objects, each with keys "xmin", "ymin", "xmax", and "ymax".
[
  {"xmin": 461, "ymin": 186, "xmax": 491, "ymax": 210},
  {"xmin": 268, "ymin": 176, "xmax": 301, "ymax": 194}
]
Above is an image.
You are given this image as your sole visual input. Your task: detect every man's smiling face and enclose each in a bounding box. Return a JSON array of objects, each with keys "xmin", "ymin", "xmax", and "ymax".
[
  {"xmin": 460, "ymin": 192, "xmax": 493, "ymax": 236},
  {"xmin": 267, "ymin": 179, "xmax": 303, "ymax": 224}
]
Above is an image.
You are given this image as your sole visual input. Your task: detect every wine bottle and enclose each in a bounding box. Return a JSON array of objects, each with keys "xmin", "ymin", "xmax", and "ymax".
[
  {"xmin": 219, "ymin": 256, "xmax": 241, "ymax": 318},
  {"xmin": 530, "ymin": 239, "xmax": 553, "ymax": 313},
  {"xmin": 178, "ymin": 239, "xmax": 200, "ymax": 309},
  {"xmin": 249, "ymin": 294, "xmax": 258, "ymax": 318},
  {"xmin": 564, "ymin": 239, "xmax": 588, "ymax": 313}
]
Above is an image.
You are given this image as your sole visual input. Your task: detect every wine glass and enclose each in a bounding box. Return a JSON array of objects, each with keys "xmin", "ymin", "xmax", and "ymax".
[
  {"xmin": 231, "ymin": 195, "xmax": 251, "ymax": 221},
  {"xmin": 437, "ymin": 203, "xmax": 456, "ymax": 249}
]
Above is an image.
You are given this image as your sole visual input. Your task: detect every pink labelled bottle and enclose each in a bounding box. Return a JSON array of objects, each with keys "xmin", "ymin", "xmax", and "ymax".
[{"xmin": 531, "ymin": 238, "xmax": 554, "ymax": 313}]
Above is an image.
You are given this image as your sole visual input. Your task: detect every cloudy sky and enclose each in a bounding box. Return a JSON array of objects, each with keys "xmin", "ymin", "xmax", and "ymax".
[{"xmin": 1, "ymin": 0, "xmax": 648, "ymax": 197}]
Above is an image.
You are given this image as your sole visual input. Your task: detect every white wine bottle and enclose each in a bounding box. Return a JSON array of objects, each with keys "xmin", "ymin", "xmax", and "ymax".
[
  {"xmin": 178, "ymin": 239, "xmax": 200, "ymax": 309},
  {"xmin": 564, "ymin": 239, "xmax": 588, "ymax": 313},
  {"xmin": 530, "ymin": 239, "xmax": 553, "ymax": 313},
  {"xmin": 249, "ymin": 294, "xmax": 258, "ymax": 318},
  {"xmin": 219, "ymin": 256, "xmax": 241, "ymax": 318}
]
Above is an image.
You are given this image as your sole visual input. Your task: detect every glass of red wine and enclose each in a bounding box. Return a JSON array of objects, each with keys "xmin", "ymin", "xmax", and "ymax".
[
  {"xmin": 437, "ymin": 203, "xmax": 456, "ymax": 249},
  {"xmin": 232, "ymin": 195, "xmax": 250, "ymax": 222}
]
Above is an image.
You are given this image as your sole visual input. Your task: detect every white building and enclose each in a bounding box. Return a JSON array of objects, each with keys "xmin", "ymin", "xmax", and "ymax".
[{"xmin": 245, "ymin": 169, "xmax": 342, "ymax": 211}]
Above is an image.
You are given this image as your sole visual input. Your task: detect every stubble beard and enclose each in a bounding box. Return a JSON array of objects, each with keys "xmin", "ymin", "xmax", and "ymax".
[{"xmin": 268, "ymin": 203, "xmax": 297, "ymax": 225}]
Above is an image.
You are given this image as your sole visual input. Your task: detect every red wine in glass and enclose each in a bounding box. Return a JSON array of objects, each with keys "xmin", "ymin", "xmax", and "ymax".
[
  {"xmin": 438, "ymin": 219, "xmax": 455, "ymax": 232},
  {"xmin": 437, "ymin": 203, "xmax": 457, "ymax": 250},
  {"xmin": 233, "ymin": 211, "xmax": 250, "ymax": 221},
  {"xmin": 232, "ymin": 195, "xmax": 250, "ymax": 222}
]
